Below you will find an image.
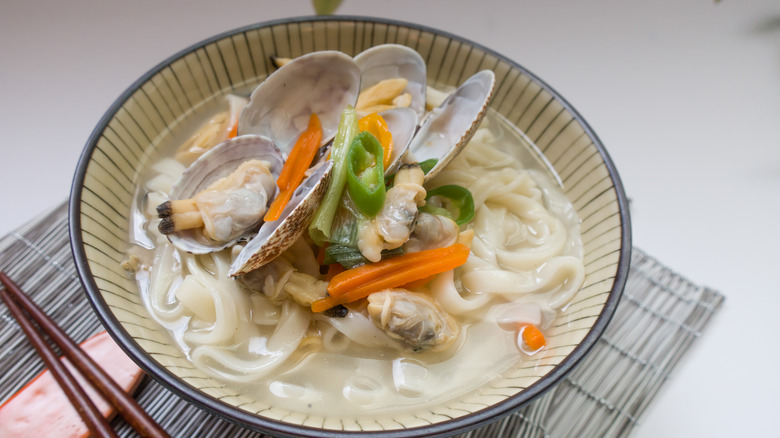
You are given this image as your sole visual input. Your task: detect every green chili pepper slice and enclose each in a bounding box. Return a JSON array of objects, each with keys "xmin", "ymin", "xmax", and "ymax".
[
  {"xmin": 421, "ymin": 184, "xmax": 475, "ymax": 226},
  {"xmin": 346, "ymin": 131, "xmax": 386, "ymax": 216},
  {"xmin": 418, "ymin": 158, "xmax": 438, "ymax": 175}
]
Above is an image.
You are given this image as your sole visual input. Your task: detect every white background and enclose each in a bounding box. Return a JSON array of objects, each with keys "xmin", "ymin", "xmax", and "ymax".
[{"xmin": 1, "ymin": 1, "xmax": 778, "ymax": 436}]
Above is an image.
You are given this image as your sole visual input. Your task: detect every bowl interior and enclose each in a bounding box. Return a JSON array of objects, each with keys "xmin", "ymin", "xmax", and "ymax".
[{"xmin": 71, "ymin": 16, "xmax": 629, "ymax": 437}]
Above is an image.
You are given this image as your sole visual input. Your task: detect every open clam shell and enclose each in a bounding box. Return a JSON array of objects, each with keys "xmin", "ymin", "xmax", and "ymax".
[
  {"xmin": 238, "ymin": 51, "xmax": 361, "ymax": 155},
  {"xmin": 379, "ymin": 106, "xmax": 419, "ymax": 175},
  {"xmin": 354, "ymin": 44, "xmax": 427, "ymax": 118},
  {"xmin": 229, "ymin": 160, "xmax": 334, "ymax": 277},
  {"xmin": 407, "ymin": 70, "xmax": 496, "ymax": 180},
  {"xmin": 166, "ymin": 135, "xmax": 284, "ymax": 254}
]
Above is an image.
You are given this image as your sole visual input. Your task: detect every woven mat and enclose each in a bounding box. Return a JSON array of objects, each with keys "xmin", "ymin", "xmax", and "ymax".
[{"xmin": 0, "ymin": 203, "xmax": 724, "ymax": 437}]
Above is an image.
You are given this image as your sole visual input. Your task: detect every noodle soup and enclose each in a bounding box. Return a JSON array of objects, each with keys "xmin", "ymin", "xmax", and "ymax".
[{"xmin": 126, "ymin": 92, "xmax": 585, "ymax": 417}]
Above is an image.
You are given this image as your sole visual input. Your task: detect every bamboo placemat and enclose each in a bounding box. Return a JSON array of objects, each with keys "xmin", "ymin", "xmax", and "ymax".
[{"xmin": 0, "ymin": 203, "xmax": 724, "ymax": 437}]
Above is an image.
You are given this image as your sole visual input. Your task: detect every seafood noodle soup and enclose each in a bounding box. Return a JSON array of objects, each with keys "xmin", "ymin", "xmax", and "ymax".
[{"xmin": 124, "ymin": 46, "xmax": 585, "ymax": 418}]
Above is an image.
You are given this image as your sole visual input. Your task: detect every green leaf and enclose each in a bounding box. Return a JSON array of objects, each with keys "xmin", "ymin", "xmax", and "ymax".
[{"xmin": 312, "ymin": 0, "xmax": 344, "ymax": 15}]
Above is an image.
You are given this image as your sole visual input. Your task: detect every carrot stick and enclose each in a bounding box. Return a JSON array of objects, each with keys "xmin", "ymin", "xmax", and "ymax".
[
  {"xmin": 340, "ymin": 254, "xmax": 465, "ymax": 300},
  {"xmin": 264, "ymin": 113, "xmax": 322, "ymax": 221},
  {"xmin": 311, "ymin": 295, "xmax": 341, "ymax": 313},
  {"xmin": 325, "ymin": 263, "xmax": 345, "ymax": 280},
  {"xmin": 264, "ymin": 190, "xmax": 295, "ymax": 222},
  {"xmin": 228, "ymin": 122, "xmax": 238, "ymax": 139},
  {"xmin": 312, "ymin": 253, "xmax": 465, "ymax": 312},
  {"xmin": 327, "ymin": 244, "xmax": 468, "ymax": 297},
  {"xmin": 521, "ymin": 324, "xmax": 546, "ymax": 350},
  {"xmin": 311, "ymin": 244, "xmax": 469, "ymax": 312},
  {"xmin": 358, "ymin": 113, "xmax": 393, "ymax": 169},
  {"xmin": 277, "ymin": 113, "xmax": 322, "ymax": 189},
  {"xmin": 316, "ymin": 243, "xmax": 328, "ymax": 265},
  {"xmin": 402, "ymin": 274, "xmax": 437, "ymax": 290}
]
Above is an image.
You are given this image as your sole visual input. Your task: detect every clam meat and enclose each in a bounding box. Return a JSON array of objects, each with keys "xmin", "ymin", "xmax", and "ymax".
[
  {"xmin": 367, "ymin": 289, "xmax": 460, "ymax": 351},
  {"xmin": 357, "ymin": 163, "xmax": 426, "ymax": 262},
  {"xmin": 175, "ymin": 94, "xmax": 248, "ymax": 164},
  {"xmin": 229, "ymin": 160, "xmax": 333, "ymax": 276},
  {"xmin": 159, "ymin": 135, "xmax": 283, "ymax": 254},
  {"xmin": 403, "ymin": 212, "xmax": 459, "ymax": 253},
  {"xmin": 354, "ymin": 44, "xmax": 427, "ymax": 118}
]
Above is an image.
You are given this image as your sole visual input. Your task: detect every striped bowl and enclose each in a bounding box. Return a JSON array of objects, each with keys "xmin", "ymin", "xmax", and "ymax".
[{"xmin": 70, "ymin": 16, "xmax": 631, "ymax": 438}]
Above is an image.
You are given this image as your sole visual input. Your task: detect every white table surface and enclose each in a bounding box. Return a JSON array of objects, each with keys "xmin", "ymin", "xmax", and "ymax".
[{"xmin": 1, "ymin": 1, "xmax": 777, "ymax": 436}]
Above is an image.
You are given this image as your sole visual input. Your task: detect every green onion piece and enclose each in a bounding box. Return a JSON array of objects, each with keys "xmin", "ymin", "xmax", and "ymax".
[
  {"xmin": 324, "ymin": 244, "xmax": 405, "ymax": 269},
  {"xmin": 323, "ymin": 244, "xmax": 365, "ymax": 268},
  {"xmin": 421, "ymin": 184, "xmax": 475, "ymax": 226},
  {"xmin": 418, "ymin": 158, "xmax": 438, "ymax": 175},
  {"xmin": 327, "ymin": 193, "xmax": 368, "ymax": 248},
  {"xmin": 346, "ymin": 131, "xmax": 386, "ymax": 217},
  {"xmin": 327, "ymin": 203, "xmax": 359, "ymax": 246},
  {"xmin": 309, "ymin": 106, "xmax": 359, "ymax": 246}
]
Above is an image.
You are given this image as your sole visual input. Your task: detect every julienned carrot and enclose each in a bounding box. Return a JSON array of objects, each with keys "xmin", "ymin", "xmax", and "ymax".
[
  {"xmin": 311, "ymin": 248, "xmax": 468, "ymax": 312},
  {"xmin": 278, "ymin": 113, "xmax": 322, "ymax": 189},
  {"xmin": 264, "ymin": 113, "xmax": 322, "ymax": 221},
  {"xmin": 328, "ymin": 244, "xmax": 468, "ymax": 296},
  {"xmin": 311, "ymin": 244, "xmax": 469, "ymax": 313},
  {"xmin": 402, "ymin": 274, "xmax": 437, "ymax": 290},
  {"xmin": 316, "ymin": 243, "xmax": 328, "ymax": 265},
  {"xmin": 343, "ymin": 254, "xmax": 465, "ymax": 299},
  {"xmin": 521, "ymin": 324, "xmax": 546, "ymax": 350},
  {"xmin": 358, "ymin": 113, "xmax": 393, "ymax": 169},
  {"xmin": 264, "ymin": 189, "xmax": 295, "ymax": 222},
  {"xmin": 325, "ymin": 263, "xmax": 345, "ymax": 280}
]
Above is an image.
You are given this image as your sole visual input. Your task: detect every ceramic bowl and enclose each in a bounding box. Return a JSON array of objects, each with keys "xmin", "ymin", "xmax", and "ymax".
[{"xmin": 70, "ymin": 16, "xmax": 631, "ymax": 438}]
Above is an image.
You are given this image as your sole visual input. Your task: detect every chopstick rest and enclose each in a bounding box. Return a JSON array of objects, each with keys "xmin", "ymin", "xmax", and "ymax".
[{"xmin": 0, "ymin": 271, "xmax": 169, "ymax": 438}]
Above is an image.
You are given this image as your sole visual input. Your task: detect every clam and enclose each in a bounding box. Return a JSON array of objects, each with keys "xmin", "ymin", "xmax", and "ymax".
[
  {"xmin": 406, "ymin": 70, "xmax": 496, "ymax": 180},
  {"xmin": 163, "ymin": 51, "xmax": 360, "ymax": 268},
  {"xmin": 229, "ymin": 160, "xmax": 333, "ymax": 277},
  {"xmin": 225, "ymin": 52, "xmax": 360, "ymax": 273},
  {"xmin": 238, "ymin": 51, "xmax": 361, "ymax": 155},
  {"xmin": 367, "ymin": 289, "xmax": 460, "ymax": 352},
  {"xmin": 354, "ymin": 44, "xmax": 427, "ymax": 118},
  {"xmin": 161, "ymin": 135, "xmax": 284, "ymax": 254},
  {"xmin": 404, "ymin": 212, "xmax": 459, "ymax": 253}
]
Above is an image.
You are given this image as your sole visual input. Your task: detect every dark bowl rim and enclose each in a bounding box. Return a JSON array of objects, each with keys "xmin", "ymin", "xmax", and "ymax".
[{"xmin": 69, "ymin": 14, "xmax": 632, "ymax": 438}]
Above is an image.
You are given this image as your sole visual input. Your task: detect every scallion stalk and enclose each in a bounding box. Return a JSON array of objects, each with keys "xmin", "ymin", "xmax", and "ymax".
[{"xmin": 308, "ymin": 106, "xmax": 359, "ymax": 246}]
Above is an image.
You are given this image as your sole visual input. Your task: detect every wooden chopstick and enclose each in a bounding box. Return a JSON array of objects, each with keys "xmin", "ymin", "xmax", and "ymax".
[
  {"xmin": 0, "ymin": 274, "xmax": 117, "ymax": 438},
  {"xmin": 0, "ymin": 271, "xmax": 169, "ymax": 438}
]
